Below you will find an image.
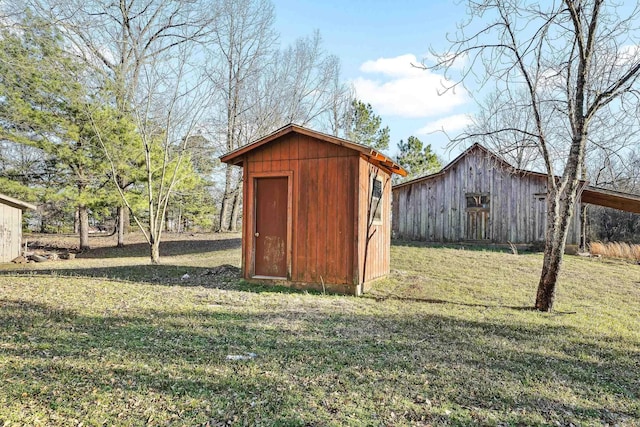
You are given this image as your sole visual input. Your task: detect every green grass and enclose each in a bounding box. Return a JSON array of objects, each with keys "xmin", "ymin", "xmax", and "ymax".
[{"xmin": 0, "ymin": 234, "xmax": 638, "ymax": 426}]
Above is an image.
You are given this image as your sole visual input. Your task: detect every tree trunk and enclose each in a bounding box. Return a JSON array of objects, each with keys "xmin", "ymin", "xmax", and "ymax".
[
  {"xmin": 218, "ymin": 164, "xmax": 235, "ymax": 231},
  {"xmin": 117, "ymin": 205, "xmax": 126, "ymax": 247},
  {"xmin": 580, "ymin": 204, "xmax": 588, "ymax": 251},
  {"xmin": 150, "ymin": 238, "xmax": 160, "ymax": 264},
  {"xmin": 123, "ymin": 207, "xmax": 130, "ymax": 233},
  {"xmin": 536, "ymin": 234, "xmax": 563, "ymax": 311},
  {"xmin": 230, "ymin": 183, "xmax": 242, "ymax": 232},
  {"xmin": 535, "ymin": 180, "xmax": 582, "ymax": 311},
  {"xmin": 78, "ymin": 204, "xmax": 90, "ymax": 251},
  {"xmin": 74, "ymin": 208, "xmax": 79, "ymax": 233}
]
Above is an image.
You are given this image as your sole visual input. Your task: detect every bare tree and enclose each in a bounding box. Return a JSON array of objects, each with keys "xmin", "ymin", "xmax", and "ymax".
[
  {"xmin": 94, "ymin": 42, "xmax": 213, "ymax": 263},
  {"xmin": 27, "ymin": 0, "xmax": 215, "ymax": 246},
  {"xmin": 467, "ymin": 90, "xmax": 543, "ymax": 170},
  {"xmin": 428, "ymin": 0, "xmax": 640, "ymax": 311},
  {"xmin": 206, "ymin": 0, "xmax": 276, "ymax": 232},
  {"xmin": 208, "ymin": 0, "xmax": 349, "ymax": 232},
  {"xmin": 278, "ymin": 31, "xmax": 345, "ymax": 126}
]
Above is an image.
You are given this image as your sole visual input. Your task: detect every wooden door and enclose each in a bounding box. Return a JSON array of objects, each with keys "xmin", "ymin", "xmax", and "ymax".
[
  {"xmin": 465, "ymin": 193, "xmax": 490, "ymax": 241},
  {"xmin": 533, "ymin": 194, "xmax": 547, "ymax": 242},
  {"xmin": 466, "ymin": 209, "xmax": 490, "ymax": 240},
  {"xmin": 254, "ymin": 177, "xmax": 289, "ymax": 278}
]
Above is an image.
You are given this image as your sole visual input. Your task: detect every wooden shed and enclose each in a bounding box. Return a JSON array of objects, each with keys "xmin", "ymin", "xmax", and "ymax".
[
  {"xmin": 392, "ymin": 143, "xmax": 640, "ymax": 245},
  {"xmin": 0, "ymin": 193, "xmax": 36, "ymax": 263},
  {"xmin": 220, "ymin": 124, "xmax": 406, "ymax": 295}
]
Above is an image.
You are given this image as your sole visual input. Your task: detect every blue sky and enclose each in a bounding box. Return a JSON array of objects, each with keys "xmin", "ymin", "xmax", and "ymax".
[{"xmin": 272, "ymin": 0, "xmax": 475, "ymax": 160}]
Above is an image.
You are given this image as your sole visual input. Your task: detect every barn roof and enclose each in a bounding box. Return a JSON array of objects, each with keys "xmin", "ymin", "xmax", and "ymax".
[
  {"xmin": 393, "ymin": 143, "xmax": 640, "ymax": 214},
  {"xmin": 393, "ymin": 143, "xmax": 547, "ymax": 190},
  {"xmin": 581, "ymin": 186, "xmax": 640, "ymax": 213},
  {"xmin": 220, "ymin": 124, "xmax": 407, "ymax": 177},
  {"xmin": 0, "ymin": 193, "xmax": 36, "ymax": 211}
]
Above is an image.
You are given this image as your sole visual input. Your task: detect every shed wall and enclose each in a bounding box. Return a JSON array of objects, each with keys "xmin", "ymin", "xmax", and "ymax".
[
  {"xmin": 0, "ymin": 203, "xmax": 22, "ymax": 263},
  {"xmin": 242, "ymin": 132, "xmax": 362, "ymax": 293},
  {"xmin": 392, "ymin": 147, "xmax": 580, "ymax": 244},
  {"xmin": 358, "ymin": 158, "xmax": 392, "ymax": 289}
]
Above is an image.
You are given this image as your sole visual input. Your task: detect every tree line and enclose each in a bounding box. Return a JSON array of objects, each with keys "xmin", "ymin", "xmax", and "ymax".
[{"xmin": 0, "ymin": 0, "xmax": 440, "ymax": 263}]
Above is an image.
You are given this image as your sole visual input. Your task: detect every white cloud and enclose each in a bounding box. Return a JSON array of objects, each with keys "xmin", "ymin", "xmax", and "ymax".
[
  {"xmin": 416, "ymin": 114, "xmax": 473, "ymax": 135},
  {"xmin": 352, "ymin": 54, "xmax": 470, "ymax": 119},
  {"xmin": 360, "ymin": 54, "xmax": 425, "ymax": 78}
]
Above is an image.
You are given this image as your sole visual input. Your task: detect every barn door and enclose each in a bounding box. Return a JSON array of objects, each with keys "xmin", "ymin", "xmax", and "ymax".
[
  {"xmin": 465, "ymin": 193, "xmax": 490, "ymax": 240},
  {"xmin": 253, "ymin": 177, "xmax": 289, "ymax": 278},
  {"xmin": 533, "ymin": 194, "xmax": 547, "ymax": 241}
]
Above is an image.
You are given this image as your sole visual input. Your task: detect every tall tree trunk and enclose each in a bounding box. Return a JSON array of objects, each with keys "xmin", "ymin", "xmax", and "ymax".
[
  {"xmin": 78, "ymin": 204, "xmax": 90, "ymax": 251},
  {"xmin": 117, "ymin": 205, "xmax": 126, "ymax": 248},
  {"xmin": 580, "ymin": 204, "xmax": 588, "ymax": 251},
  {"xmin": 230, "ymin": 181, "xmax": 243, "ymax": 232},
  {"xmin": 219, "ymin": 164, "xmax": 234, "ymax": 231},
  {"xmin": 74, "ymin": 208, "xmax": 79, "ymax": 233},
  {"xmin": 123, "ymin": 207, "xmax": 130, "ymax": 234}
]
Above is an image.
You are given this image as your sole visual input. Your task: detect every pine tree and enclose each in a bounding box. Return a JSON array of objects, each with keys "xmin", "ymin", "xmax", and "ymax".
[
  {"xmin": 345, "ymin": 100, "xmax": 390, "ymax": 151},
  {"xmin": 396, "ymin": 136, "xmax": 441, "ymax": 181}
]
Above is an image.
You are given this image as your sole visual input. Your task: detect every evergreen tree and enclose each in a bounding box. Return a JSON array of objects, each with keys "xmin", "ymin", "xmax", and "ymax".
[
  {"xmin": 396, "ymin": 136, "xmax": 441, "ymax": 181},
  {"xmin": 345, "ymin": 100, "xmax": 390, "ymax": 151},
  {"xmin": 0, "ymin": 17, "xmax": 110, "ymax": 248}
]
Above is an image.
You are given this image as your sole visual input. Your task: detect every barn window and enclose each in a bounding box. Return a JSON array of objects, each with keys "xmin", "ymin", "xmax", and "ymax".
[
  {"xmin": 370, "ymin": 175, "xmax": 384, "ymax": 224},
  {"xmin": 466, "ymin": 193, "xmax": 490, "ymax": 209}
]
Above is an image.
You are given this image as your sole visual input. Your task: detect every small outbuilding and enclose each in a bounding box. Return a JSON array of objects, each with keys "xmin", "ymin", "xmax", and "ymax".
[
  {"xmin": 220, "ymin": 124, "xmax": 406, "ymax": 295},
  {"xmin": 0, "ymin": 193, "xmax": 36, "ymax": 263}
]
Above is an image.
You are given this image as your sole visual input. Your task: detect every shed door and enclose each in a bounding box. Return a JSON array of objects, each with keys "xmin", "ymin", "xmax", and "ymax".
[{"xmin": 254, "ymin": 177, "xmax": 288, "ymax": 278}]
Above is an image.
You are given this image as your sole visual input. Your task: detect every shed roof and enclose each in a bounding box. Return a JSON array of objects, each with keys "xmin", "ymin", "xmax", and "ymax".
[
  {"xmin": 392, "ymin": 143, "xmax": 640, "ymax": 214},
  {"xmin": 0, "ymin": 193, "xmax": 36, "ymax": 211},
  {"xmin": 220, "ymin": 124, "xmax": 407, "ymax": 177}
]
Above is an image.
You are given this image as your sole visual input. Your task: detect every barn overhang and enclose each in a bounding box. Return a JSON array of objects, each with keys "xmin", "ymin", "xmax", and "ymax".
[
  {"xmin": 220, "ymin": 123, "xmax": 407, "ymax": 177},
  {"xmin": 0, "ymin": 193, "xmax": 36, "ymax": 211},
  {"xmin": 581, "ymin": 186, "xmax": 640, "ymax": 214}
]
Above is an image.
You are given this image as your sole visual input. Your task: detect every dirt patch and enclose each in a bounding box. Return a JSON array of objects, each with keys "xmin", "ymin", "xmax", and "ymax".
[{"xmin": 203, "ymin": 264, "xmax": 241, "ymax": 278}]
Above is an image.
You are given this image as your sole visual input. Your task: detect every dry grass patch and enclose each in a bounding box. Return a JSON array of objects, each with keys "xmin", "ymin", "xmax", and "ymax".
[{"xmin": 589, "ymin": 241, "xmax": 640, "ymax": 261}]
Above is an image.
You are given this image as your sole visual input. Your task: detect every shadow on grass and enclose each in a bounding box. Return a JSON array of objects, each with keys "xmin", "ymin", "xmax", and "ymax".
[
  {"xmin": 0, "ymin": 297, "xmax": 637, "ymax": 425},
  {"xmin": 391, "ymin": 238, "xmax": 552, "ymax": 255},
  {"xmin": 367, "ymin": 294, "xmax": 537, "ymax": 311},
  {"xmin": 0, "ymin": 264, "xmax": 317, "ymax": 296},
  {"xmin": 367, "ymin": 294, "xmax": 580, "ymax": 314},
  {"xmin": 76, "ymin": 238, "xmax": 241, "ymax": 258}
]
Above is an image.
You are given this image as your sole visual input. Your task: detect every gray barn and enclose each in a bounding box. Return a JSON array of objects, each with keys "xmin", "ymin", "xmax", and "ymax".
[
  {"xmin": 392, "ymin": 144, "xmax": 567, "ymax": 243},
  {"xmin": 0, "ymin": 193, "xmax": 35, "ymax": 262},
  {"xmin": 392, "ymin": 143, "xmax": 640, "ymax": 245}
]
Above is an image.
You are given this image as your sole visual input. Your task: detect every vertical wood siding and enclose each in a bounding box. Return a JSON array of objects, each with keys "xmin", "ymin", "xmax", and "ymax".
[
  {"xmin": 243, "ymin": 132, "xmax": 389, "ymax": 293},
  {"xmin": 0, "ymin": 203, "xmax": 22, "ymax": 263},
  {"xmin": 392, "ymin": 146, "xmax": 581, "ymax": 244},
  {"xmin": 358, "ymin": 159, "xmax": 392, "ymax": 289}
]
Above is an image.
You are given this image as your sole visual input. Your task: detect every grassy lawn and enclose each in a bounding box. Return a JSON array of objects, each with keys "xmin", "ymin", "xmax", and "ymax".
[{"xmin": 0, "ymin": 234, "xmax": 638, "ymax": 426}]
